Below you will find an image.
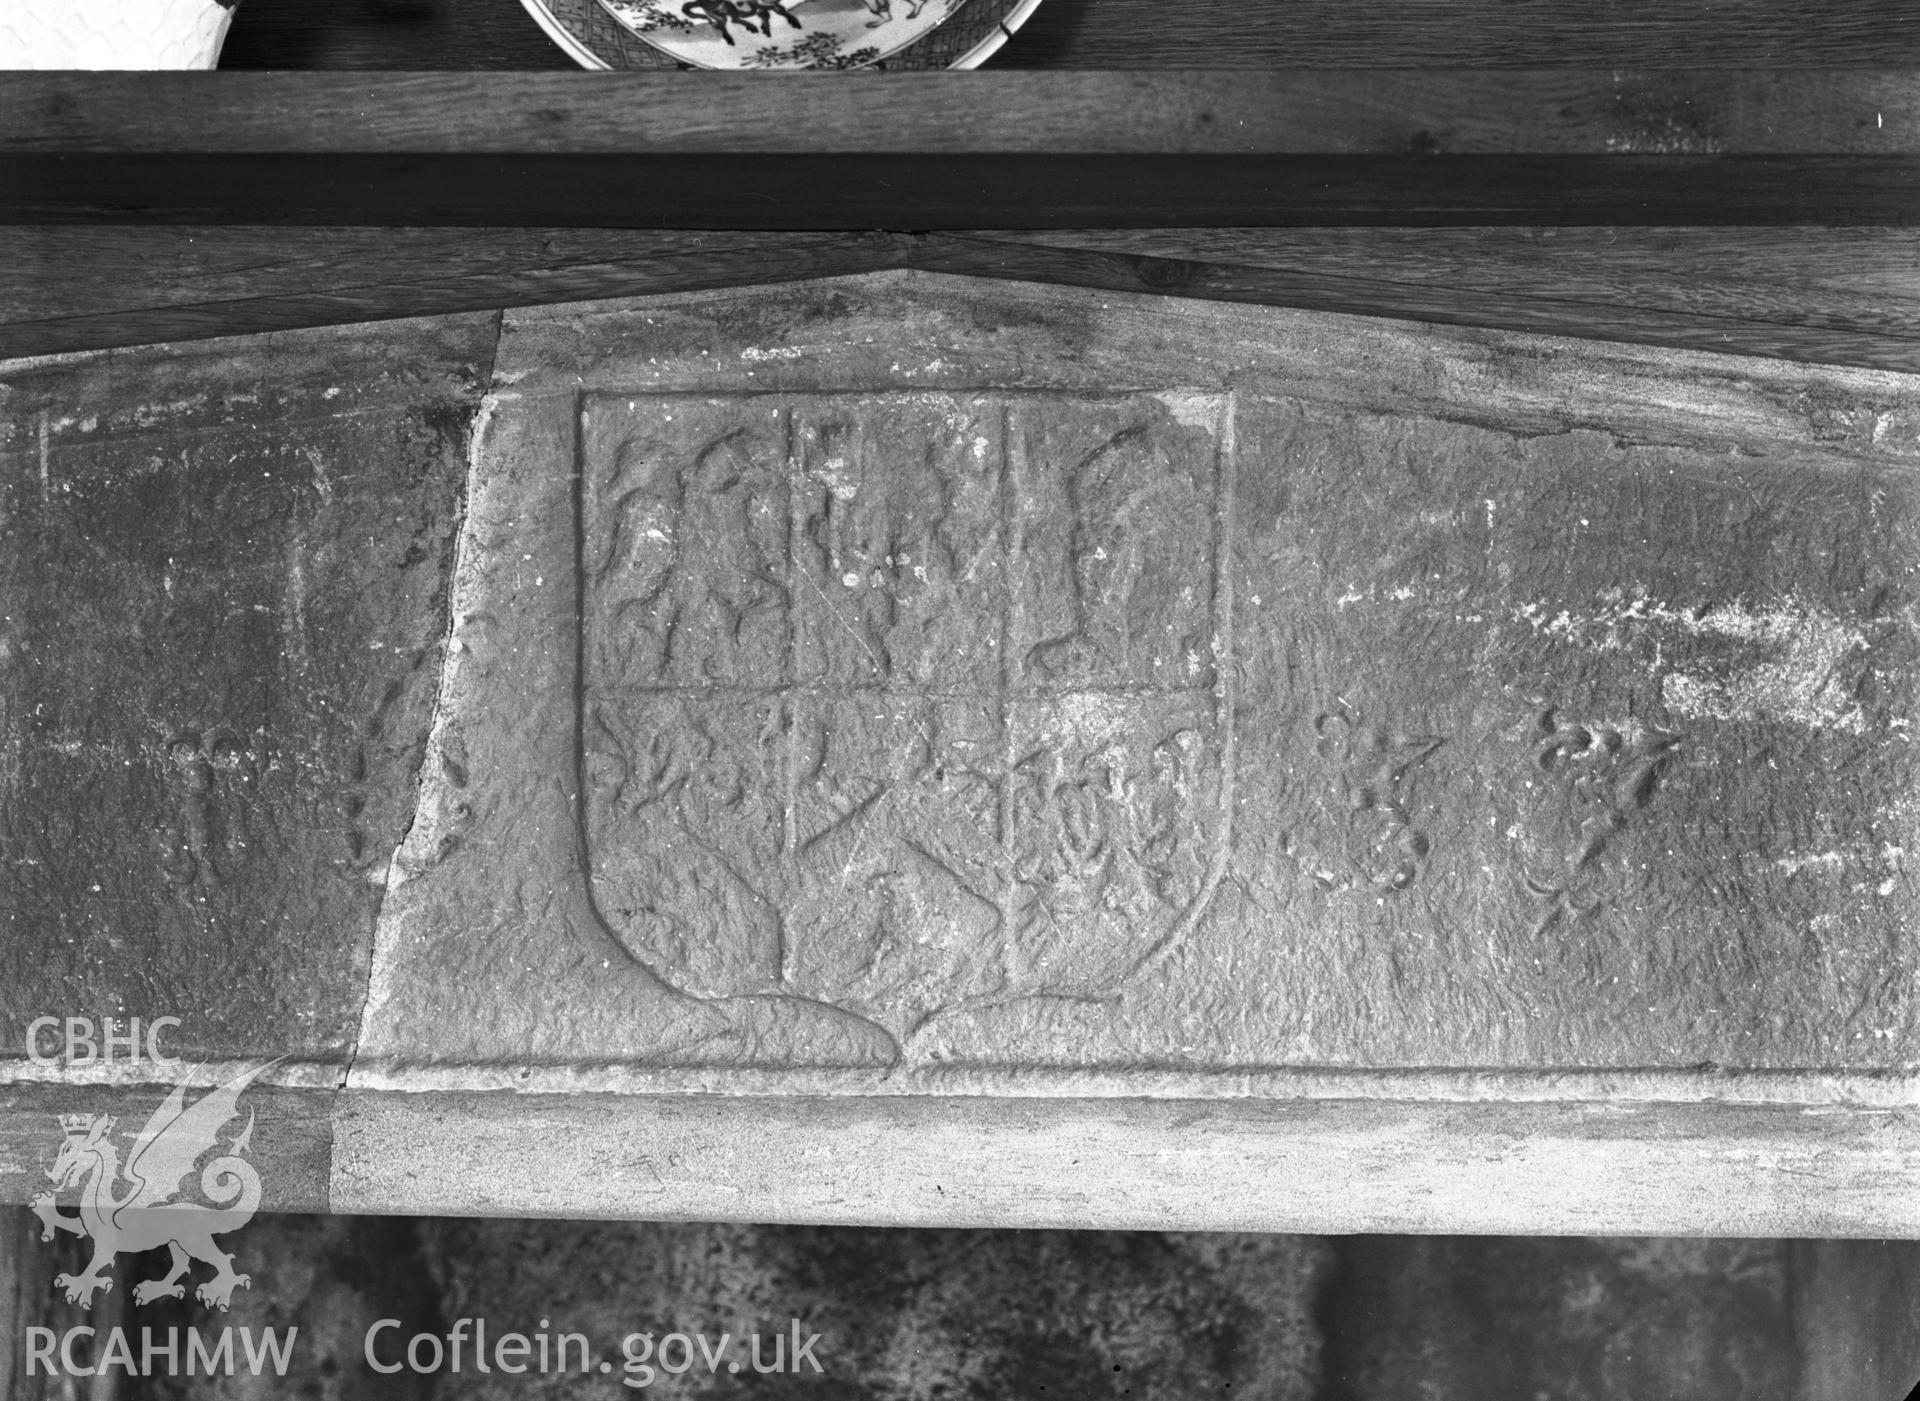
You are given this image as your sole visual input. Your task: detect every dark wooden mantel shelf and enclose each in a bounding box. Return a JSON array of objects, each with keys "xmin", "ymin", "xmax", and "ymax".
[
  {"xmin": 6, "ymin": 70, "xmax": 1920, "ymax": 226},
  {"xmin": 7, "ymin": 71, "xmax": 1920, "ymax": 370}
]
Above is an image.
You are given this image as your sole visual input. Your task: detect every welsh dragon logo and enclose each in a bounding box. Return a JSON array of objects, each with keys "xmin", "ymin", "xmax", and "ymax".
[{"xmin": 29, "ymin": 1062, "xmax": 271, "ymax": 1310}]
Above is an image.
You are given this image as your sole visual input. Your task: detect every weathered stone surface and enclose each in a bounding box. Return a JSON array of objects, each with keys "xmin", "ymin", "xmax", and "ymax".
[
  {"xmin": 0, "ymin": 317, "xmax": 491, "ymax": 1064},
  {"xmin": 419, "ymin": 1217, "xmax": 1330, "ymax": 1401},
  {"xmin": 1, "ymin": 1202, "xmax": 106, "ymax": 1401},
  {"xmin": 10, "ymin": 1204, "xmax": 1902, "ymax": 1399},
  {"xmin": 359, "ymin": 272, "xmax": 1920, "ymax": 1079},
  {"xmin": 1792, "ymin": 1239, "xmax": 1920, "ymax": 1401},
  {"xmin": 1320, "ymin": 1236, "xmax": 1796, "ymax": 1401},
  {"xmin": 330, "ymin": 1088, "xmax": 1920, "ymax": 1235},
  {"xmin": 0, "ymin": 1079, "xmax": 332, "ymax": 1213},
  {"xmin": 134, "ymin": 1214, "xmax": 439, "ymax": 1401},
  {"xmin": 4, "ymin": 277, "xmax": 1918, "ymax": 1232}
]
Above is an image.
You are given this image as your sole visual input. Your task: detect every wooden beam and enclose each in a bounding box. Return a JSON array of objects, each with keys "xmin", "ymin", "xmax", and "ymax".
[
  {"xmin": 4, "ymin": 73, "xmax": 1917, "ymax": 226},
  {"xmin": 5, "ymin": 226, "xmax": 1919, "ymax": 372},
  {"xmin": 10, "ymin": 72, "xmax": 1919, "ymax": 155},
  {"xmin": 915, "ymin": 232, "xmax": 1920, "ymax": 373},
  {"xmin": 0, "ymin": 230, "xmax": 912, "ymax": 357}
]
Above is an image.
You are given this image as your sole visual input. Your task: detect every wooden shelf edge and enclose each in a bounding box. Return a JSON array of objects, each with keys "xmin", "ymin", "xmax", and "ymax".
[
  {"xmin": 4, "ymin": 229, "xmax": 1917, "ymax": 372},
  {"xmin": 3, "ymin": 71, "xmax": 1917, "ymax": 227},
  {"xmin": 7, "ymin": 71, "xmax": 1919, "ymax": 156}
]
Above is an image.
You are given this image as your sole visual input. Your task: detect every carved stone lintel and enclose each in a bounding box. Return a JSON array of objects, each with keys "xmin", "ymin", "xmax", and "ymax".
[{"xmin": 339, "ymin": 275, "xmax": 1918, "ymax": 1077}]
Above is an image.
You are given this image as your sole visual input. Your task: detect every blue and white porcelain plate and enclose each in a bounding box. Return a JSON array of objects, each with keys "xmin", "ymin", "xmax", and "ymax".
[
  {"xmin": 518, "ymin": 0, "xmax": 1040, "ymax": 69},
  {"xmin": 602, "ymin": 0, "xmax": 964, "ymax": 69}
]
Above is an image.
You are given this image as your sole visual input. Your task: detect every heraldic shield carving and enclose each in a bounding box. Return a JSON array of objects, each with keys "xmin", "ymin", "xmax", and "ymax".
[{"xmin": 578, "ymin": 391, "xmax": 1236, "ymax": 1040}]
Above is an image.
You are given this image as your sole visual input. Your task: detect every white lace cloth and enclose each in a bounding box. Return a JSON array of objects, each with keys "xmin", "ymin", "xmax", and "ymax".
[{"xmin": 1, "ymin": 0, "xmax": 239, "ymax": 68}]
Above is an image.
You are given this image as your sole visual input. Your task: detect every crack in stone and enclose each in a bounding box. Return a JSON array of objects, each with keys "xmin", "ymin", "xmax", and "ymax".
[{"xmin": 339, "ymin": 309, "xmax": 505, "ymax": 1108}]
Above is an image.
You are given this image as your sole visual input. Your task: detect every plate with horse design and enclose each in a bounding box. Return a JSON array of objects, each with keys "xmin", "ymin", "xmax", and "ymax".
[{"xmin": 517, "ymin": 0, "xmax": 1040, "ymax": 68}]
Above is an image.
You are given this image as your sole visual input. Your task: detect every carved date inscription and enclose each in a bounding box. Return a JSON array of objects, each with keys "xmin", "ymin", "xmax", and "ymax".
[
  {"xmin": 1516, "ymin": 708, "xmax": 1681, "ymax": 936},
  {"xmin": 580, "ymin": 392, "xmax": 1235, "ymax": 1037}
]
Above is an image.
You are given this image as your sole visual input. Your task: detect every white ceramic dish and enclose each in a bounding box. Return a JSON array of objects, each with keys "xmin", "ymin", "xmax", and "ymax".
[
  {"xmin": 518, "ymin": 0, "xmax": 1041, "ymax": 69},
  {"xmin": 601, "ymin": 0, "xmax": 964, "ymax": 71}
]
